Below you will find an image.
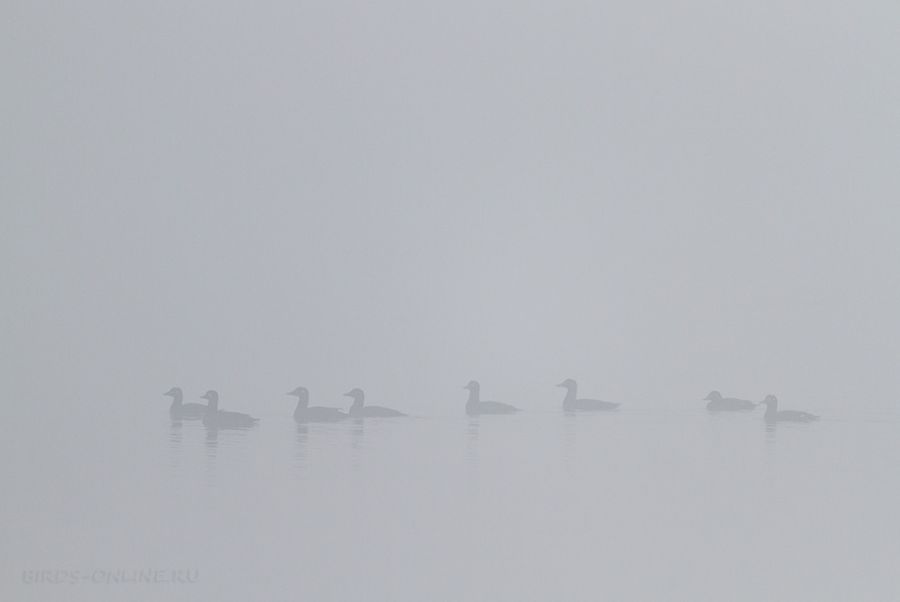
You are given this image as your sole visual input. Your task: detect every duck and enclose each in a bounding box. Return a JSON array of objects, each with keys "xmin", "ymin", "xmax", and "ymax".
[
  {"xmin": 287, "ymin": 386, "xmax": 348, "ymax": 423},
  {"xmin": 704, "ymin": 390, "xmax": 757, "ymax": 411},
  {"xmin": 200, "ymin": 390, "xmax": 259, "ymax": 428},
  {"xmin": 760, "ymin": 395, "xmax": 819, "ymax": 423},
  {"xmin": 344, "ymin": 388, "xmax": 406, "ymax": 418},
  {"xmin": 163, "ymin": 387, "xmax": 206, "ymax": 419},
  {"xmin": 557, "ymin": 379, "xmax": 620, "ymax": 411},
  {"xmin": 464, "ymin": 380, "xmax": 519, "ymax": 415}
]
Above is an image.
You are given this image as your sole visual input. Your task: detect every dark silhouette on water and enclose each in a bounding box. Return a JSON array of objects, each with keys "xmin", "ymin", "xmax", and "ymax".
[
  {"xmin": 200, "ymin": 390, "xmax": 259, "ymax": 428},
  {"xmin": 164, "ymin": 387, "xmax": 205, "ymax": 419},
  {"xmin": 464, "ymin": 380, "xmax": 518, "ymax": 415},
  {"xmin": 344, "ymin": 388, "xmax": 406, "ymax": 418},
  {"xmin": 704, "ymin": 390, "xmax": 757, "ymax": 411},
  {"xmin": 287, "ymin": 386, "xmax": 348, "ymax": 423},
  {"xmin": 556, "ymin": 379, "xmax": 620, "ymax": 412},
  {"xmin": 760, "ymin": 395, "xmax": 819, "ymax": 423}
]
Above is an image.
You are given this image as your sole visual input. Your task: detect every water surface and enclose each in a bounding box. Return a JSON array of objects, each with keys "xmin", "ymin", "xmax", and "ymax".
[{"xmin": 5, "ymin": 403, "xmax": 900, "ymax": 601}]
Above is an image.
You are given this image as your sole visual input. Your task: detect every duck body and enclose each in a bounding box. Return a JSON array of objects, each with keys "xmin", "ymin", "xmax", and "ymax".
[
  {"xmin": 563, "ymin": 397, "xmax": 620, "ymax": 412},
  {"xmin": 350, "ymin": 405, "xmax": 406, "ymax": 418},
  {"xmin": 200, "ymin": 390, "xmax": 259, "ymax": 428},
  {"xmin": 288, "ymin": 387, "xmax": 348, "ymax": 423},
  {"xmin": 704, "ymin": 391, "xmax": 757, "ymax": 412},
  {"xmin": 770, "ymin": 409, "xmax": 820, "ymax": 422},
  {"xmin": 466, "ymin": 400, "xmax": 519, "ymax": 415},
  {"xmin": 344, "ymin": 388, "xmax": 406, "ymax": 418},
  {"xmin": 205, "ymin": 409, "xmax": 259, "ymax": 428},
  {"xmin": 295, "ymin": 406, "xmax": 348, "ymax": 423},
  {"xmin": 558, "ymin": 379, "xmax": 620, "ymax": 412},
  {"xmin": 164, "ymin": 387, "xmax": 206, "ymax": 419},
  {"xmin": 761, "ymin": 395, "xmax": 819, "ymax": 423},
  {"xmin": 464, "ymin": 381, "xmax": 519, "ymax": 416},
  {"xmin": 173, "ymin": 403, "xmax": 207, "ymax": 419}
]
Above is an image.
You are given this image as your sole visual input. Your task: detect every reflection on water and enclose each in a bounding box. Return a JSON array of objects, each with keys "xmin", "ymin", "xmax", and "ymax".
[
  {"xmin": 464, "ymin": 417, "xmax": 480, "ymax": 488},
  {"xmin": 161, "ymin": 419, "xmax": 262, "ymax": 487},
  {"xmin": 168, "ymin": 419, "xmax": 183, "ymax": 443},
  {"xmin": 350, "ymin": 418, "xmax": 365, "ymax": 470},
  {"xmin": 12, "ymin": 406, "xmax": 900, "ymax": 602},
  {"xmin": 204, "ymin": 424, "xmax": 219, "ymax": 450},
  {"xmin": 561, "ymin": 411, "xmax": 577, "ymax": 465},
  {"xmin": 167, "ymin": 419, "xmax": 183, "ymax": 473},
  {"xmin": 203, "ymin": 425, "xmax": 218, "ymax": 487},
  {"xmin": 294, "ymin": 423, "xmax": 309, "ymax": 471},
  {"xmin": 466, "ymin": 416, "xmax": 480, "ymax": 439},
  {"xmin": 350, "ymin": 418, "xmax": 365, "ymax": 447},
  {"xmin": 465, "ymin": 417, "xmax": 479, "ymax": 455}
]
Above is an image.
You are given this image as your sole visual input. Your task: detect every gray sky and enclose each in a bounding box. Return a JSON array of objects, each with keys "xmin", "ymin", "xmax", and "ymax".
[{"xmin": 2, "ymin": 0, "xmax": 899, "ymax": 412}]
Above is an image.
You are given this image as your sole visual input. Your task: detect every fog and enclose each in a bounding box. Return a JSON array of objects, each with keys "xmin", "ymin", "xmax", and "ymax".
[{"xmin": 3, "ymin": 0, "xmax": 900, "ymax": 600}]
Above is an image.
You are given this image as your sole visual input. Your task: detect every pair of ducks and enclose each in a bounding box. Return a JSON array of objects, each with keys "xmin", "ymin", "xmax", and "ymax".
[
  {"xmin": 287, "ymin": 387, "xmax": 406, "ymax": 423},
  {"xmin": 164, "ymin": 388, "xmax": 259, "ymax": 428},
  {"xmin": 704, "ymin": 391, "xmax": 819, "ymax": 423},
  {"xmin": 464, "ymin": 379, "xmax": 621, "ymax": 415}
]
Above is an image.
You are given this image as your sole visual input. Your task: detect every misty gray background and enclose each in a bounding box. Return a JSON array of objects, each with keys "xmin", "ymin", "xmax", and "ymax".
[{"xmin": 2, "ymin": 1, "xmax": 900, "ymax": 600}]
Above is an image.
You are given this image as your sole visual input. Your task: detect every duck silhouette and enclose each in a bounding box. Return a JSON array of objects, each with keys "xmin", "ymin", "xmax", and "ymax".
[
  {"xmin": 344, "ymin": 388, "xmax": 406, "ymax": 418},
  {"xmin": 164, "ymin": 387, "xmax": 205, "ymax": 419},
  {"xmin": 760, "ymin": 395, "xmax": 819, "ymax": 423},
  {"xmin": 464, "ymin": 381, "xmax": 519, "ymax": 415},
  {"xmin": 287, "ymin": 387, "xmax": 348, "ymax": 423},
  {"xmin": 557, "ymin": 379, "xmax": 620, "ymax": 412},
  {"xmin": 200, "ymin": 390, "xmax": 259, "ymax": 428},
  {"xmin": 704, "ymin": 390, "xmax": 757, "ymax": 411}
]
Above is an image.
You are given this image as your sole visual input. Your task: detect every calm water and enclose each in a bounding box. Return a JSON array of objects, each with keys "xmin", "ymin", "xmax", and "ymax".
[{"xmin": 5, "ymin": 402, "xmax": 900, "ymax": 601}]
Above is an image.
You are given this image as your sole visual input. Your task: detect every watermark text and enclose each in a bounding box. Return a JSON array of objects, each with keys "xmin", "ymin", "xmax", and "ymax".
[{"xmin": 21, "ymin": 568, "xmax": 199, "ymax": 585}]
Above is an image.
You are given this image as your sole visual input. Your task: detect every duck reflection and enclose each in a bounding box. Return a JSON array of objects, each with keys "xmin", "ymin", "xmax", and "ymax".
[
  {"xmin": 562, "ymin": 411, "xmax": 577, "ymax": 463},
  {"xmin": 293, "ymin": 423, "xmax": 309, "ymax": 471},
  {"xmin": 465, "ymin": 416, "xmax": 480, "ymax": 464},
  {"xmin": 167, "ymin": 419, "xmax": 184, "ymax": 474},
  {"xmin": 350, "ymin": 418, "xmax": 365, "ymax": 470},
  {"xmin": 168, "ymin": 419, "xmax": 183, "ymax": 444},
  {"xmin": 351, "ymin": 418, "xmax": 365, "ymax": 447},
  {"xmin": 467, "ymin": 416, "xmax": 480, "ymax": 442},
  {"xmin": 204, "ymin": 424, "xmax": 219, "ymax": 453}
]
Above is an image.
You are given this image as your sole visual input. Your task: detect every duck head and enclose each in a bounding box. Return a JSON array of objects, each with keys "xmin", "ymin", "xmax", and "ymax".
[
  {"xmin": 463, "ymin": 380, "xmax": 480, "ymax": 403},
  {"xmin": 200, "ymin": 390, "xmax": 219, "ymax": 405},
  {"xmin": 704, "ymin": 391, "xmax": 722, "ymax": 401},
  {"xmin": 761, "ymin": 394, "xmax": 778, "ymax": 406},
  {"xmin": 556, "ymin": 379, "xmax": 577, "ymax": 390},
  {"xmin": 343, "ymin": 388, "xmax": 365, "ymax": 406},
  {"xmin": 163, "ymin": 387, "xmax": 183, "ymax": 399},
  {"xmin": 287, "ymin": 386, "xmax": 310, "ymax": 407}
]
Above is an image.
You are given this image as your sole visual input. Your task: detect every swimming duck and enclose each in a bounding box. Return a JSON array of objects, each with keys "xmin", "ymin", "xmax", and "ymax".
[
  {"xmin": 464, "ymin": 381, "xmax": 518, "ymax": 415},
  {"xmin": 704, "ymin": 390, "xmax": 757, "ymax": 412},
  {"xmin": 557, "ymin": 379, "xmax": 620, "ymax": 411},
  {"xmin": 760, "ymin": 395, "xmax": 819, "ymax": 423},
  {"xmin": 344, "ymin": 388, "xmax": 406, "ymax": 418},
  {"xmin": 287, "ymin": 386, "xmax": 348, "ymax": 423},
  {"xmin": 163, "ymin": 387, "xmax": 206, "ymax": 419},
  {"xmin": 200, "ymin": 390, "xmax": 259, "ymax": 428}
]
